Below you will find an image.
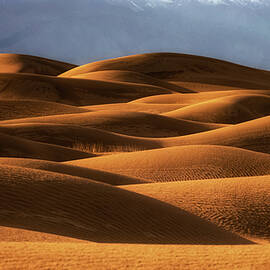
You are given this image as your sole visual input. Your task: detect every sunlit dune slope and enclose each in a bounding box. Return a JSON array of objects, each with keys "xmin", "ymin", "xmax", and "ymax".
[
  {"xmin": 124, "ymin": 175, "xmax": 270, "ymax": 242},
  {"xmin": 0, "ymin": 111, "xmax": 225, "ymax": 138},
  {"xmin": 0, "ymin": 132, "xmax": 92, "ymax": 161},
  {"xmin": 0, "ymin": 158, "xmax": 145, "ymax": 185},
  {"xmin": 132, "ymin": 90, "xmax": 270, "ymax": 105},
  {"xmin": 0, "ymin": 99, "xmax": 87, "ymax": 121},
  {"xmin": 0, "ymin": 165, "xmax": 249, "ymax": 244},
  {"xmin": 0, "ymin": 73, "xmax": 174, "ymax": 106},
  {"xmin": 163, "ymin": 94, "xmax": 270, "ymax": 124},
  {"xmin": 0, "ymin": 54, "xmax": 76, "ymax": 75},
  {"xmin": 71, "ymin": 70, "xmax": 190, "ymax": 92},
  {"xmin": 66, "ymin": 145, "xmax": 270, "ymax": 182},
  {"xmin": 60, "ymin": 53, "xmax": 270, "ymax": 90},
  {"xmin": 80, "ymin": 102, "xmax": 186, "ymax": 114},
  {"xmin": 161, "ymin": 115, "xmax": 270, "ymax": 154}
]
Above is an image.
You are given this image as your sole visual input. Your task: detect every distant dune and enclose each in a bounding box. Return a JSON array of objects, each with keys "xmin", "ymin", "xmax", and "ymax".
[
  {"xmin": 71, "ymin": 70, "xmax": 189, "ymax": 93},
  {"xmin": 163, "ymin": 94, "xmax": 270, "ymax": 124},
  {"xmin": 60, "ymin": 53, "xmax": 270, "ymax": 91},
  {"xmin": 0, "ymin": 73, "xmax": 175, "ymax": 106},
  {"xmin": 0, "ymin": 99, "xmax": 88, "ymax": 121},
  {"xmin": 0, "ymin": 111, "xmax": 225, "ymax": 138},
  {"xmin": 1, "ymin": 52, "xmax": 270, "ymax": 269},
  {"xmin": 132, "ymin": 90, "xmax": 270, "ymax": 105},
  {"xmin": 160, "ymin": 115, "xmax": 270, "ymax": 154},
  {"xmin": 0, "ymin": 54, "xmax": 76, "ymax": 75}
]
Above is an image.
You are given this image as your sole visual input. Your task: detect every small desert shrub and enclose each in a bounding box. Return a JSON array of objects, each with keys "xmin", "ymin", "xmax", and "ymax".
[{"xmin": 73, "ymin": 141, "xmax": 144, "ymax": 154}]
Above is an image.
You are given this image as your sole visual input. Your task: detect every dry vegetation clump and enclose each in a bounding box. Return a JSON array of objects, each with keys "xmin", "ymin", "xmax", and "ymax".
[{"xmin": 72, "ymin": 141, "xmax": 145, "ymax": 154}]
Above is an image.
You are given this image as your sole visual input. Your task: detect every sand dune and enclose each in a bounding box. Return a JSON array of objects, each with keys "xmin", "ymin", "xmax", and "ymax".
[
  {"xmin": 66, "ymin": 145, "xmax": 270, "ymax": 182},
  {"xmin": 0, "ymin": 110, "xmax": 224, "ymax": 138},
  {"xmin": 0, "ymin": 123, "xmax": 159, "ymax": 151},
  {"xmin": 0, "ymin": 132, "xmax": 92, "ymax": 161},
  {"xmin": 163, "ymin": 94, "xmax": 270, "ymax": 124},
  {"xmin": 71, "ymin": 70, "xmax": 191, "ymax": 93},
  {"xmin": 0, "ymin": 54, "xmax": 76, "ymax": 75},
  {"xmin": 0, "ymin": 99, "xmax": 87, "ymax": 121},
  {"xmin": 60, "ymin": 53, "xmax": 270, "ymax": 90},
  {"xmin": 0, "ymin": 165, "xmax": 248, "ymax": 244},
  {"xmin": 0, "ymin": 73, "xmax": 174, "ymax": 106},
  {"xmin": 161, "ymin": 115, "xmax": 270, "ymax": 154},
  {"xmin": 124, "ymin": 175, "xmax": 270, "ymax": 242},
  {"xmin": 0, "ymin": 158, "xmax": 145, "ymax": 185},
  {"xmin": 81, "ymin": 102, "xmax": 186, "ymax": 114},
  {"xmin": 2, "ymin": 52, "xmax": 270, "ymax": 268},
  {"xmin": 132, "ymin": 90, "xmax": 270, "ymax": 105}
]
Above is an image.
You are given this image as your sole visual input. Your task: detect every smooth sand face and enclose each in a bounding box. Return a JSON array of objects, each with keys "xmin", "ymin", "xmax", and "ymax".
[{"xmin": 1, "ymin": 52, "xmax": 270, "ymax": 268}]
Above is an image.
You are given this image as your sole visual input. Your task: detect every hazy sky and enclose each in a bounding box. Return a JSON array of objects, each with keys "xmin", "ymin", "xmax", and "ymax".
[{"xmin": 0, "ymin": 0, "xmax": 269, "ymax": 69}]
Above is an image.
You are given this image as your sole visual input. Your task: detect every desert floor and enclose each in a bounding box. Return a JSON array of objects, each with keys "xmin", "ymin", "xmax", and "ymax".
[{"xmin": 0, "ymin": 52, "xmax": 270, "ymax": 269}]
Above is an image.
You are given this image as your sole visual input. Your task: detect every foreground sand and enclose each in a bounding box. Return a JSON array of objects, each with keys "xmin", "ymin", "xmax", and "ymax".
[
  {"xmin": 1, "ymin": 52, "xmax": 270, "ymax": 269},
  {"xmin": 1, "ymin": 242, "xmax": 270, "ymax": 270}
]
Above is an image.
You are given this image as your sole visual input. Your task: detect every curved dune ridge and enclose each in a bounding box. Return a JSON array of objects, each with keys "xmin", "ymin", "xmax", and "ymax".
[
  {"xmin": 60, "ymin": 53, "xmax": 270, "ymax": 90},
  {"xmin": 66, "ymin": 145, "xmax": 270, "ymax": 182},
  {"xmin": 161, "ymin": 115, "xmax": 270, "ymax": 154},
  {"xmin": 124, "ymin": 175, "xmax": 270, "ymax": 242},
  {"xmin": 0, "ymin": 165, "xmax": 250, "ymax": 244},
  {"xmin": 163, "ymin": 94, "xmax": 270, "ymax": 124},
  {"xmin": 71, "ymin": 70, "xmax": 191, "ymax": 93},
  {"xmin": 0, "ymin": 54, "xmax": 76, "ymax": 75},
  {"xmin": 0, "ymin": 99, "xmax": 88, "ymax": 121},
  {"xmin": 0, "ymin": 73, "xmax": 174, "ymax": 106},
  {"xmin": 0, "ymin": 158, "xmax": 145, "ymax": 185},
  {"xmin": 0, "ymin": 112, "xmax": 226, "ymax": 138},
  {"xmin": 0, "ymin": 132, "xmax": 93, "ymax": 162}
]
